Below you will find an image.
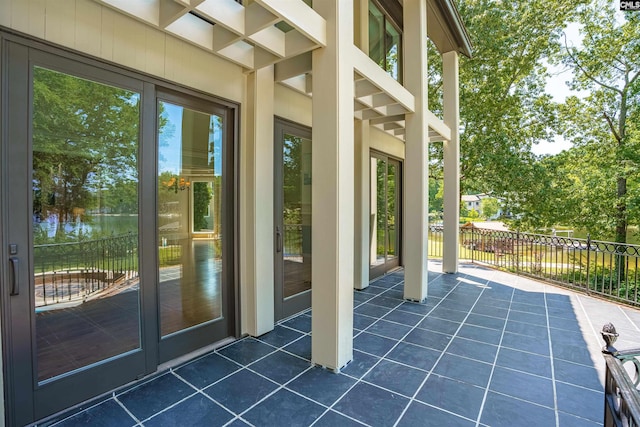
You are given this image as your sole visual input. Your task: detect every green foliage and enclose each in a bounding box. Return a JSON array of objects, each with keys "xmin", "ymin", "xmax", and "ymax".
[
  {"xmin": 555, "ymin": 2, "xmax": 640, "ymax": 244},
  {"xmin": 428, "ymin": 0, "xmax": 583, "ymax": 198},
  {"xmin": 193, "ymin": 182, "xmax": 213, "ymax": 231},
  {"xmin": 508, "ymin": 4, "xmax": 640, "ymax": 240},
  {"xmin": 480, "ymin": 197, "xmax": 500, "ymax": 219},
  {"xmin": 429, "ymin": 178, "xmax": 443, "ymax": 213},
  {"xmin": 32, "ymin": 67, "xmax": 140, "ymax": 242}
]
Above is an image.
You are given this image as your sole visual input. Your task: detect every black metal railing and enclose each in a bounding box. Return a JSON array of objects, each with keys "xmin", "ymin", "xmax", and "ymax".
[
  {"xmin": 601, "ymin": 323, "xmax": 640, "ymax": 426},
  {"xmin": 34, "ymin": 233, "xmax": 139, "ymax": 307},
  {"xmin": 604, "ymin": 350, "xmax": 640, "ymax": 426},
  {"xmin": 429, "ymin": 226, "xmax": 640, "ymax": 306}
]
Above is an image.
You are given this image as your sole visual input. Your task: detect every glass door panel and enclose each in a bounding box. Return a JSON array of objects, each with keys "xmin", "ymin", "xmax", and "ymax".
[
  {"xmin": 387, "ymin": 161, "xmax": 397, "ymax": 258},
  {"xmin": 275, "ymin": 121, "xmax": 312, "ymax": 320},
  {"xmin": 32, "ymin": 66, "xmax": 141, "ymax": 382},
  {"xmin": 157, "ymin": 101, "xmax": 224, "ymax": 337},
  {"xmin": 282, "ymin": 133, "xmax": 312, "ymax": 299},
  {"xmin": 374, "ymin": 157, "xmax": 386, "ymax": 266},
  {"xmin": 370, "ymin": 154, "xmax": 401, "ymax": 279}
]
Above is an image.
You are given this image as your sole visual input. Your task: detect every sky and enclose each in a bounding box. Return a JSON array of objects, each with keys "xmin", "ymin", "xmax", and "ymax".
[
  {"xmin": 532, "ymin": 22, "xmax": 584, "ymax": 156},
  {"xmin": 533, "ymin": 7, "xmax": 628, "ymax": 156}
]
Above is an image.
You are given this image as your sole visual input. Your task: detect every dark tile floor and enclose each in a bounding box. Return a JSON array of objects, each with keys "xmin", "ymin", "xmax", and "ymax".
[{"xmin": 43, "ymin": 261, "xmax": 640, "ymax": 427}]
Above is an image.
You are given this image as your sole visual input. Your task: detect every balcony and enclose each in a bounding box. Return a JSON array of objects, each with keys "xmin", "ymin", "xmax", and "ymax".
[{"xmin": 43, "ymin": 260, "xmax": 636, "ymax": 426}]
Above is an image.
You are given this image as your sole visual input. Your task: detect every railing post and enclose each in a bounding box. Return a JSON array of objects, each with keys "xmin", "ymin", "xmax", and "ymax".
[
  {"xmin": 586, "ymin": 233, "xmax": 591, "ymax": 293},
  {"xmin": 516, "ymin": 230, "xmax": 520, "ymax": 276},
  {"xmin": 471, "ymin": 226, "xmax": 475, "ymax": 263}
]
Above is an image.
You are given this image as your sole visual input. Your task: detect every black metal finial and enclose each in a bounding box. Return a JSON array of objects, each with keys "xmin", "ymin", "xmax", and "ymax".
[{"xmin": 602, "ymin": 322, "xmax": 620, "ymax": 355}]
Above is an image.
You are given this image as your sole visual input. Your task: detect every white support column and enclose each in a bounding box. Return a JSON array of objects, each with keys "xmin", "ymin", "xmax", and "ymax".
[
  {"xmin": 403, "ymin": 0, "xmax": 429, "ymax": 302},
  {"xmin": 241, "ymin": 66, "xmax": 275, "ymax": 336},
  {"xmin": 354, "ymin": 119, "xmax": 370, "ymax": 290},
  {"xmin": 442, "ymin": 51, "xmax": 460, "ymax": 274},
  {"xmin": 311, "ymin": 0, "xmax": 354, "ymax": 371}
]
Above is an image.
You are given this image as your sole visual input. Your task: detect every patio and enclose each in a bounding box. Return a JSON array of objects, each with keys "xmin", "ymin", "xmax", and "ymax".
[{"xmin": 42, "ymin": 261, "xmax": 640, "ymax": 427}]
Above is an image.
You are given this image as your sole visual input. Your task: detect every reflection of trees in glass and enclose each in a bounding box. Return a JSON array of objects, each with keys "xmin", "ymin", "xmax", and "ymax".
[
  {"xmin": 376, "ymin": 159, "xmax": 386, "ymax": 254},
  {"xmin": 375, "ymin": 158, "xmax": 397, "ymax": 257},
  {"xmin": 368, "ymin": 0, "xmax": 401, "ymax": 82},
  {"xmin": 283, "ymin": 135, "xmax": 302, "ymax": 224},
  {"xmin": 193, "ymin": 182, "xmax": 213, "ymax": 231},
  {"xmin": 32, "ymin": 67, "xmax": 140, "ymax": 243}
]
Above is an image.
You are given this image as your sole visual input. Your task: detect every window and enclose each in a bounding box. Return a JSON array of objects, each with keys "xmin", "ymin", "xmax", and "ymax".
[{"xmin": 368, "ymin": 0, "xmax": 402, "ymax": 83}]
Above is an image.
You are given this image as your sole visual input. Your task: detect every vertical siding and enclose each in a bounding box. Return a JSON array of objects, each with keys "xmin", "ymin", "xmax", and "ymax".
[
  {"xmin": 75, "ymin": 0, "xmax": 102, "ymax": 58},
  {"xmin": 3, "ymin": 0, "xmax": 245, "ymax": 102},
  {"xmin": 144, "ymin": 27, "xmax": 165, "ymax": 77},
  {"xmin": 99, "ymin": 6, "xmax": 115, "ymax": 62},
  {"xmin": 44, "ymin": 0, "xmax": 76, "ymax": 48},
  {"xmin": 0, "ymin": 1, "xmax": 10, "ymax": 27},
  {"xmin": 28, "ymin": 0, "xmax": 47, "ymax": 39},
  {"xmin": 9, "ymin": 0, "xmax": 29, "ymax": 34}
]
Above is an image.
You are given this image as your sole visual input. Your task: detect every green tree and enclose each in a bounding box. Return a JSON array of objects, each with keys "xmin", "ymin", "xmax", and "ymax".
[
  {"xmin": 428, "ymin": 177, "xmax": 443, "ymax": 213},
  {"xmin": 32, "ymin": 67, "xmax": 140, "ymax": 241},
  {"xmin": 428, "ymin": 0, "xmax": 582, "ymax": 199},
  {"xmin": 193, "ymin": 182, "xmax": 213, "ymax": 231},
  {"xmin": 560, "ymin": 4, "xmax": 640, "ymax": 245},
  {"xmin": 480, "ymin": 197, "xmax": 500, "ymax": 219}
]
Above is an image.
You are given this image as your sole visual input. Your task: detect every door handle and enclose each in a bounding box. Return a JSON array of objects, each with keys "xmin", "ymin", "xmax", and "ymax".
[
  {"xmin": 276, "ymin": 227, "xmax": 282, "ymax": 253},
  {"xmin": 9, "ymin": 257, "xmax": 19, "ymax": 296}
]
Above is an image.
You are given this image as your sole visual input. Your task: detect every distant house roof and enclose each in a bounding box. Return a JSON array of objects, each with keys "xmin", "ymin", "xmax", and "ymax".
[{"xmin": 461, "ymin": 195, "xmax": 481, "ymax": 202}]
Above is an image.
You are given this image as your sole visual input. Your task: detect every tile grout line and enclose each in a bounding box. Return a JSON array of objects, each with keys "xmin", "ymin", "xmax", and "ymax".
[
  {"xmin": 391, "ymin": 274, "xmax": 492, "ymax": 427},
  {"xmin": 543, "ymin": 284, "xmax": 560, "ymax": 427},
  {"xmin": 618, "ymin": 304, "xmax": 640, "ymax": 333},
  {"xmin": 307, "ymin": 277, "xmax": 413, "ymax": 427},
  {"xmin": 472, "ymin": 276, "xmax": 515, "ymax": 427}
]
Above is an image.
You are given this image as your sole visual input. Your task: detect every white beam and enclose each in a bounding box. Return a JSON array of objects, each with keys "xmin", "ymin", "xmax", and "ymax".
[
  {"xmin": 249, "ymin": 26, "xmax": 286, "ymax": 59},
  {"xmin": 351, "ymin": 47, "xmax": 415, "ymax": 113},
  {"xmin": 274, "ymin": 52, "xmax": 312, "ymax": 81},
  {"xmin": 196, "ymin": 0, "xmax": 245, "ymax": 35},
  {"xmin": 426, "ymin": 110, "xmax": 451, "ymax": 141},
  {"xmin": 245, "ymin": 2, "xmax": 279, "ymax": 35},
  {"xmin": 257, "ymin": 0, "xmax": 326, "ymax": 47},
  {"xmin": 165, "ymin": 13, "xmax": 214, "ymax": 50}
]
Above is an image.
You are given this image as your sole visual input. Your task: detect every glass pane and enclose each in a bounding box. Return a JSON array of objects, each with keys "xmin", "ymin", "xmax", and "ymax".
[
  {"xmin": 283, "ymin": 134, "xmax": 312, "ymax": 298},
  {"xmin": 373, "ymin": 158, "xmax": 386, "ymax": 266},
  {"xmin": 385, "ymin": 21, "xmax": 401, "ymax": 83},
  {"xmin": 158, "ymin": 101, "xmax": 224, "ymax": 337},
  {"xmin": 368, "ymin": 1, "xmax": 385, "ymax": 69},
  {"xmin": 387, "ymin": 162, "xmax": 397, "ymax": 257},
  {"xmin": 32, "ymin": 67, "xmax": 141, "ymax": 382}
]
